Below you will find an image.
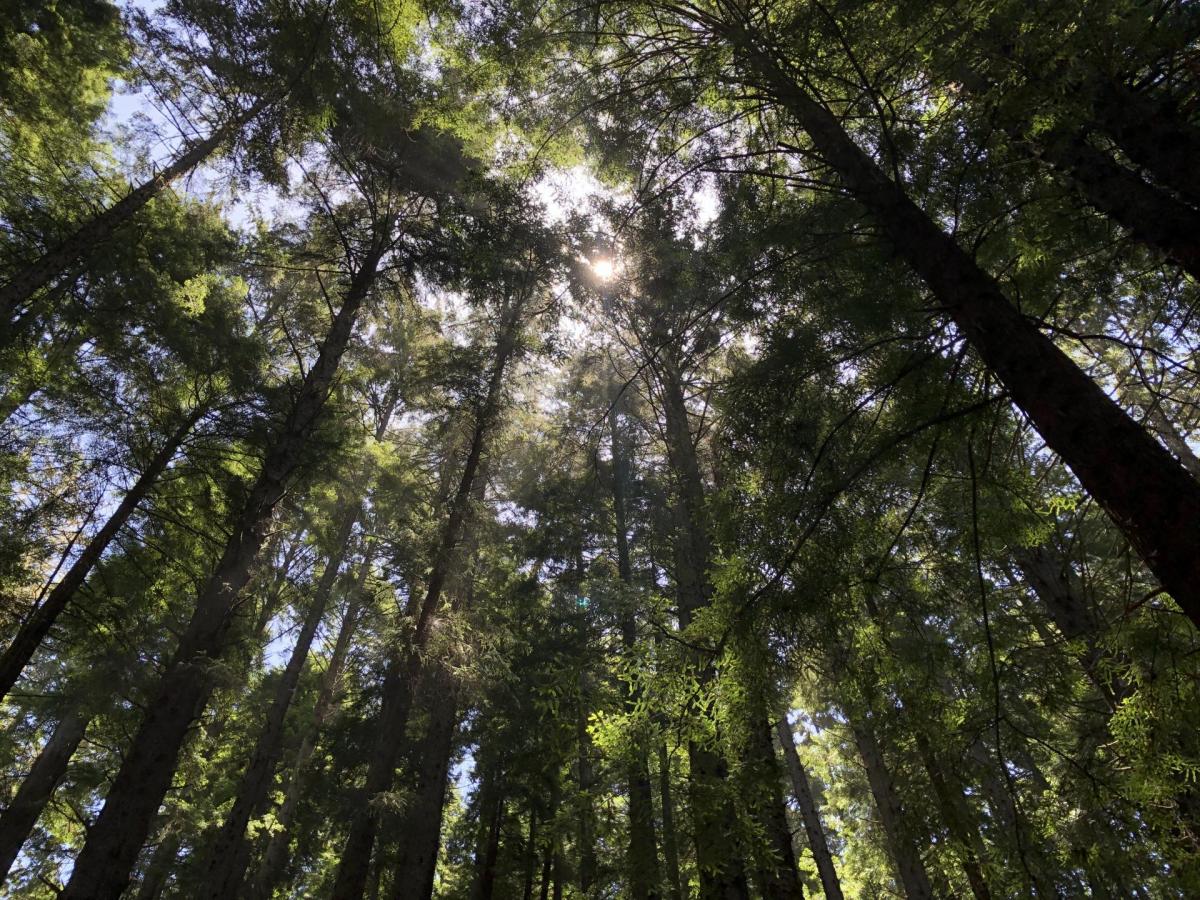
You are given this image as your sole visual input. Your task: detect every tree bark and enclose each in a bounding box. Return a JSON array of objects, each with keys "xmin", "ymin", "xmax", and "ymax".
[
  {"xmin": 850, "ymin": 717, "xmax": 934, "ymax": 900},
  {"xmin": 776, "ymin": 718, "xmax": 844, "ymax": 900},
  {"xmin": 470, "ymin": 766, "xmax": 506, "ymax": 900},
  {"xmin": 730, "ymin": 32, "xmax": 1200, "ymax": 619},
  {"xmin": 58, "ymin": 238, "xmax": 386, "ymax": 900},
  {"xmin": 657, "ymin": 741, "xmax": 685, "ymax": 900},
  {"xmin": 0, "ymin": 709, "xmax": 91, "ymax": 880},
  {"xmin": 133, "ymin": 825, "xmax": 181, "ymax": 900},
  {"xmin": 332, "ymin": 303, "xmax": 521, "ymax": 899},
  {"xmin": 0, "ymin": 100, "xmax": 268, "ymax": 338},
  {"xmin": 0, "ymin": 406, "xmax": 203, "ymax": 702}
]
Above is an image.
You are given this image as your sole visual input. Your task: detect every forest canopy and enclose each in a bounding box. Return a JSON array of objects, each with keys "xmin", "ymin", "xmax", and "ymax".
[{"xmin": 2, "ymin": 0, "xmax": 1200, "ymax": 897}]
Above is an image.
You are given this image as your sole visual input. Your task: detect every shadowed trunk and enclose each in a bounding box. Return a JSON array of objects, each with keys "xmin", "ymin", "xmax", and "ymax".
[
  {"xmin": 0, "ymin": 709, "xmax": 91, "ymax": 879},
  {"xmin": 0, "ymin": 406, "xmax": 204, "ymax": 702},
  {"xmin": 58, "ymin": 238, "xmax": 387, "ymax": 900},
  {"xmin": 657, "ymin": 356, "xmax": 751, "ymax": 900},
  {"xmin": 470, "ymin": 765, "xmax": 506, "ymax": 900},
  {"xmin": 658, "ymin": 741, "xmax": 685, "ymax": 900},
  {"xmin": 609, "ymin": 391, "xmax": 663, "ymax": 898},
  {"xmin": 251, "ymin": 551, "xmax": 374, "ymax": 899},
  {"xmin": 133, "ymin": 826, "xmax": 181, "ymax": 900},
  {"xmin": 731, "ymin": 31, "xmax": 1200, "ymax": 618},
  {"xmin": 745, "ymin": 718, "xmax": 804, "ymax": 900},
  {"xmin": 776, "ymin": 718, "xmax": 843, "ymax": 900}
]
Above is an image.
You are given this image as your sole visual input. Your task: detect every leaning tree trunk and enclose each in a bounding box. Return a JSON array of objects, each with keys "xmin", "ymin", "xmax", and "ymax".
[
  {"xmin": 608, "ymin": 390, "xmax": 664, "ymax": 899},
  {"xmin": 201, "ymin": 502, "xmax": 364, "ymax": 898},
  {"xmin": 0, "ymin": 405, "xmax": 204, "ymax": 703},
  {"xmin": 0, "ymin": 99, "xmax": 268, "ymax": 337},
  {"xmin": 133, "ymin": 825, "xmax": 182, "ymax": 900},
  {"xmin": 470, "ymin": 764, "xmax": 506, "ymax": 900},
  {"xmin": 729, "ymin": 31, "xmax": 1200, "ymax": 620},
  {"xmin": 657, "ymin": 357, "xmax": 752, "ymax": 900},
  {"xmin": 776, "ymin": 718, "xmax": 844, "ymax": 900},
  {"xmin": 0, "ymin": 708, "xmax": 91, "ymax": 879},
  {"xmin": 58, "ymin": 237, "xmax": 387, "ymax": 900},
  {"xmin": 850, "ymin": 716, "xmax": 935, "ymax": 900},
  {"xmin": 251, "ymin": 551, "xmax": 375, "ymax": 899},
  {"xmin": 332, "ymin": 305, "xmax": 521, "ymax": 899}
]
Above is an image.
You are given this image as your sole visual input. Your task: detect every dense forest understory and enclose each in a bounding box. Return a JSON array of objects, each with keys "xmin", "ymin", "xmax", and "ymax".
[{"xmin": 4, "ymin": 0, "xmax": 1200, "ymax": 897}]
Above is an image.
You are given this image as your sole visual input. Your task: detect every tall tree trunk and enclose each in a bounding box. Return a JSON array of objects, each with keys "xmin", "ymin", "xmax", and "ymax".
[
  {"xmin": 657, "ymin": 741, "xmax": 685, "ymax": 900},
  {"xmin": 745, "ymin": 718, "xmax": 804, "ymax": 900},
  {"xmin": 470, "ymin": 765, "xmax": 506, "ymax": 900},
  {"xmin": 201, "ymin": 501, "xmax": 364, "ymax": 898},
  {"xmin": 609, "ymin": 391, "xmax": 663, "ymax": 899},
  {"xmin": 0, "ymin": 709, "xmax": 90, "ymax": 879},
  {"xmin": 850, "ymin": 717, "xmax": 934, "ymax": 900},
  {"xmin": 1145, "ymin": 405, "xmax": 1200, "ymax": 481},
  {"xmin": 776, "ymin": 719, "xmax": 844, "ymax": 900},
  {"xmin": 523, "ymin": 805, "xmax": 538, "ymax": 900},
  {"xmin": 332, "ymin": 305, "xmax": 521, "ymax": 899},
  {"xmin": 251, "ymin": 551, "xmax": 374, "ymax": 899},
  {"xmin": 0, "ymin": 100, "xmax": 268, "ymax": 337},
  {"xmin": 389, "ymin": 664, "xmax": 461, "ymax": 900},
  {"xmin": 730, "ymin": 32, "xmax": 1200, "ymax": 618},
  {"xmin": 910, "ymin": 729, "xmax": 991, "ymax": 900},
  {"xmin": 58, "ymin": 238, "xmax": 387, "ymax": 900},
  {"xmin": 577, "ymin": 672, "xmax": 598, "ymax": 895},
  {"xmin": 657, "ymin": 356, "xmax": 751, "ymax": 900},
  {"xmin": 0, "ymin": 406, "xmax": 203, "ymax": 702}
]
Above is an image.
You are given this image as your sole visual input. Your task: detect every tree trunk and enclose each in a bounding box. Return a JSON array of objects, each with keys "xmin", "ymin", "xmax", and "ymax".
[
  {"xmin": 251, "ymin": 551, "xmax": 374, "ymax": 899},
  {"xmin": 332, "ymin": 305, "xmax": 520, "ymax": 899},
  {"xmin": 776, "ymin": 718, "xmax": 844, "ymax": 900},
  {"xmin": 0, "ymin": 100, "xmax": 267, "ymax": 337},
  {"xmin": 0, "ymin": 406, "xmax": 203, "ymax": 702},
  {"xmin": 745, "ymin": 718, "xmax": 804, "ymax": 900},
  {"xmin": 731, "ymin": 33, "xmax": 1200, "ymax": 619},
  {"xmin": 657, "ymin": 741, "xmax": 685, "ymax": 900},
  {"xmin": 609, "ymin": 392, "xmax": 664, "ymax": 899},
  {"xmin": 201, "ymin": 501, "xmax": 364, "ymax": 898},
  {"xmin": 133, "ymin": 826, "xmax": 181, "ymax": 900},
  {"xmin": 58, "ymin": 239, "xmax": 386, "ymax": 900},
  {"xmin": 470, "ymin": 766, "xmax": 505, "ymax": 900},
  {"xmin": 850, "ymin": 717, "xmax": 934, "ymax": 900},
  {"xmin": 577, "ymin": 672, "xmax": 598, "ymax": 895},
  {"xmin": 389, "ymin": 665, "xmax": 461, "ymax": 900},
  {"xmin": 0, "ymin": 709, "xmax": 91, "ymax": 880},
  {"xmin": 523, "ymin": 805, "xmax": 538, "ymax": 900},
  {"xmin": 657, "ymin": 356, "xmax": 751, "ymax": 900}
]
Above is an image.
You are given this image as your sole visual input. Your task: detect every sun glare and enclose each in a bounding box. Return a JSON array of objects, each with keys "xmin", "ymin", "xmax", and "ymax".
[{"xmin": 591, "ymin": 257, "xmax": 616, "ymax": 281}]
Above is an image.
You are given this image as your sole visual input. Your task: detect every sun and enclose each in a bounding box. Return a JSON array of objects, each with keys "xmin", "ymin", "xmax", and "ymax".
[{"xmin": 591, "ymin": 257, "xmax": 616, "ymax": 281}]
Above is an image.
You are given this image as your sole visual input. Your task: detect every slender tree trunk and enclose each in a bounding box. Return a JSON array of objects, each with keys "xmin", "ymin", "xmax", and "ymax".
[
  {"xmin": 745, "ymin": 718, "xmax": 804, "ymax": 900},
  {"xmin": 523, "ymin": 805, "xmax": 538, "ymax": 900},
  {"xmin": 577, "ymin": 672, "xmax": 598, "ymax": 895},
  {"xmin": 333, "ymin": 306, "xmax": 520, "ymax": 899},
  {"xmin": 251, "ymin": 551, "xmax": 374, "ymax": 899},
  {"xmin": 389, "ymin": 665, "xmax": 461, "ymax": 900},
  {"xmin": 470, "ymin": 766, "xmax": 506, "ymax": 900},
  {"xmin": 609, "ymin": 391, "xmax": 663, "ymax": 899},
  {"xmin": 0, "ymin": 100, "xmax": 268, "ymax": 337},
  {"xmin": 0, "ymin": 709, "xmax": 90, "ymax": 879},
  {"xmin": 58, "ymin": 239, "xmax": 387, "ymax": 900},
  {"xmin": 1146, "ymin": 405, "xmax": 1200, "ymax": 481},
  {"xmin": 732, "ymin": 33, "xmax": 1200, "ymax": 617},
  {"xmin": 910, "ymin": 729, "xmax": 990, "ymax": 900},
  {"xmin": 776, "ymin": 719, "xmax": 843, "ymax": 900},
  {"xmin": 850, "ymin": 717, "xmax": 934, "ymax": 900},
  {"xmin": 201, "ymin": 501, "xmax": 364, "ymax": 898},
  {"xmin": 133, "ymin": 826, "xmax": 181, "ymax": 900},
  {"xmin": 657, "ymin": 741, "xmax": 685, "ymax": 900},
  {"xmin": 657, "ymin": 356, "xmax": 750, "ymax": 900},
  {"xmin": 0, "ymin": 406, "xmax": 203, "ymax": 702}
]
